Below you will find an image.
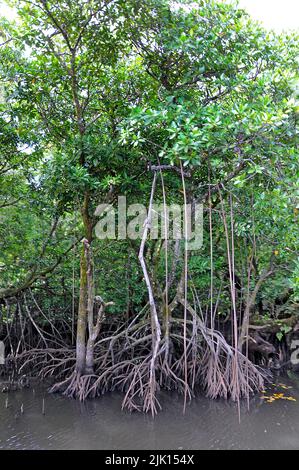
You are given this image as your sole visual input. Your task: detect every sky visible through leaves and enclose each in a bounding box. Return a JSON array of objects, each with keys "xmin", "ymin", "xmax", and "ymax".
[{"xmin": 0, "ymin": 0, "xmax": 298, "ymax": 32}]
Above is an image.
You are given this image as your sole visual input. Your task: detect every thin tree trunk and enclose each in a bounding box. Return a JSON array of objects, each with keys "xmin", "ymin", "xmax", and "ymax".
[
  {"xmin": 138, "ymin": 172, "xmax": 161, "ymax": 414},
  {"xmin": 85, "ymin": 237, "xmax": 95, "ymax": 374},
  {"xmin": 239, "ymin": 254, "xmax": 275, "ymax": 349},
  {"xmin": 75, "ymin": 193, "xmax": 92, "ymax": 374},
  {"xmin": 75, "ymin": 241, "xmax": 88, "ymax": 374}
]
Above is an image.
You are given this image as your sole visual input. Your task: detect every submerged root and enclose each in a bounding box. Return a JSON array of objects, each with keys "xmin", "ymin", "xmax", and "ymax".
[
  {"xmin": 16, "ymin": 348, "xmax": 76, "ymax": 380},
  {"xmin": 200, "ymin": 341, "xmax": 266, "ymax": 401},
  {"xmin": 13, "ymin": 315, "xmax": 267, "ymax": 414},
  {"xmin": 50, "ymin": 371, "xmax": 96, "ymax": 401}
]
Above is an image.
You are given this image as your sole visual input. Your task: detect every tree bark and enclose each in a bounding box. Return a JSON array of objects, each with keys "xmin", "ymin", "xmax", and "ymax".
[
  {"xmin": 239, "ymin": 253, "xmax": 275, "ymax": 349},
  {"xmin": 75, "ymin": 240, "xmax": 89, "ymax": 374},
  {"xmin": 76, "ymin": 233, "xmax": 113, "ymax": 375},
  {"xmin": 75, "ymin": 193, "xmax": 93, "ymax": 374}
]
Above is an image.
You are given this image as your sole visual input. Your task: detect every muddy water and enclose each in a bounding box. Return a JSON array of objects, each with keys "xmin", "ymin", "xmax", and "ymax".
[{"xmin": 1, "ymin": 373, "xmax": 299, "ymax": 450}]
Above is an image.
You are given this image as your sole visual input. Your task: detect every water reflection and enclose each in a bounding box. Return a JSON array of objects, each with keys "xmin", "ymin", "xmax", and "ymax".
[{"xmin": 0, "ymin": 374, "xmax": 299, "ymax": 450}]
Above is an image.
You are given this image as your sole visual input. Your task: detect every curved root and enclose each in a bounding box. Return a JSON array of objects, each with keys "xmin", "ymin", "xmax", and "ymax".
[{"xmin": 14, "ymin": 315, "xmax": 266, "ymax": 414}]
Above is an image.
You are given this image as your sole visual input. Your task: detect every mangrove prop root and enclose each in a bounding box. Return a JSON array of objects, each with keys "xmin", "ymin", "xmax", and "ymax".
[{"xmin": 12, "ymin": 314, "xmax": 266, "ymax": 414}]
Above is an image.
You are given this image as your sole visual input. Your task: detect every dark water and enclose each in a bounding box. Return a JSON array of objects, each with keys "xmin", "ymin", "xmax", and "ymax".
[{"xmin": 1, "ymin": 373, "xmax": 299, "ymax": 450}]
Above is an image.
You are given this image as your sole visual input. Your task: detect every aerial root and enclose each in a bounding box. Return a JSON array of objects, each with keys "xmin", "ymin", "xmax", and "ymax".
[{"xmin": 12, "ymin": 318, "xmax": 266, "ymax": 414}]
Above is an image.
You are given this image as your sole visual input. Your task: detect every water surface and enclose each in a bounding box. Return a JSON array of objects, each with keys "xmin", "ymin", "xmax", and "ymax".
[{"xmin": 1, "ymin": 374, "xmax": 299, "ymax": 450}]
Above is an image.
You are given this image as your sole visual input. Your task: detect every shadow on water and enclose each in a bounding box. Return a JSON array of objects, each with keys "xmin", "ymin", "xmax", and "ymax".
[{"xmin": 1, "ymin": 373, "xmax": 299, "ymax": 450}]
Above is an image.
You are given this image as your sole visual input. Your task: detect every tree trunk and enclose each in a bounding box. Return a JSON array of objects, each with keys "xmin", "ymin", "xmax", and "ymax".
[
  {"xmin": 76, "ymin": 228, "xmax": 113, "ymax": 376},
  {"xmin": 85, "ymin": 338, "xmax": 95, "ymax": 374},
  {"xmin": 75, "ymin": 193, "xmax": 92, "ymax": 374},
  {"xmin": 239, "ymin": 254, "xmax": 275, "ymax": 350},
  {"xmin": 75, "ymin": 242, "xmax": 88, "ymax": 374}
]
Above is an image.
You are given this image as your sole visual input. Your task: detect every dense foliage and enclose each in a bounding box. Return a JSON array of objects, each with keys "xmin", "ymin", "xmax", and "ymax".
[{"xmin": 0, "ymin": 0, "xmax": 298, "ymax": 412}]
